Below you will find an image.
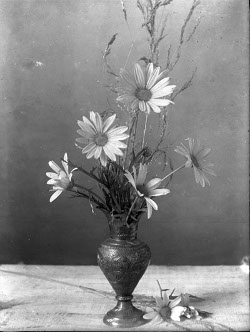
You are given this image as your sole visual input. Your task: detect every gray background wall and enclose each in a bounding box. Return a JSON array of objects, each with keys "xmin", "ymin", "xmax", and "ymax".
[{"xmin": 0, "ymin": 0, "xmax": 248, "ymax": 265}]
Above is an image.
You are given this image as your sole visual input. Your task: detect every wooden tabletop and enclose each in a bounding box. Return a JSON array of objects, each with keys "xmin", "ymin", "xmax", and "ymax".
[{"xmin": 0, "ymin": 265, "xmax": 249, "ymax": 331}]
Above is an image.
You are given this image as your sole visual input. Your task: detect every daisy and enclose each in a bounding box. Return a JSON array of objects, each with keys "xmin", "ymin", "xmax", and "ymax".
[
  {"xmin": 76, "ymin": 112, "xmax": 129, "ymax": 167},
  {"xmin": 174, "ymin": 138, "xmax": 216, "ymax": 187},
  {"xmin": 124, "ymin": 163, "xmax": 170, "ymax": 219},
  {"xmin": 179, "ymin": 293, "xmax": 201, "ymax": 320},
  {"xmin": 46, "ymin": 153, "xmax": 77, "ymax": 202},
  {"xmin": 117, "ymin": 62, "xmax": 176, "ymax": 114},
  {"xmin": 143, "ymin": 292, "xmax": 186, "ymax": 324}
]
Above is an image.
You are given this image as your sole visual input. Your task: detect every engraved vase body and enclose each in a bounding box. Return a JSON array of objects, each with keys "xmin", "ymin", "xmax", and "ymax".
[{"xmin": 97, "ymin": 214, "xmax": 151, "ymax": 328}]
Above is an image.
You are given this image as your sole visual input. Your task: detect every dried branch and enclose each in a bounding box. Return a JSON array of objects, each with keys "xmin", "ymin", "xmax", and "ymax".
[
  {"xmin": 185, "ymin": 15, "xmax": 202, "ymax": 44},
  {"xmin": 166, "ymin": 0, "xmax": 200, "ymax": 72},
  {"xmin": 103, "ymin": 33, "xmax": 119, "ymax": 77},
  {"xmin": 172, "ymin": 67, "xmax": 197, "ymax": 100},
  {"xmin": 120, "ymin": 0, "xmax": 127, "ymax": 21}
]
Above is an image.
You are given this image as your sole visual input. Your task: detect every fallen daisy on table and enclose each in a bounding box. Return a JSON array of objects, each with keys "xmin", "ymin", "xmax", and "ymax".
[{"xmin": 143, "ymin": 287, "xmax": 212, "ymax": 325}]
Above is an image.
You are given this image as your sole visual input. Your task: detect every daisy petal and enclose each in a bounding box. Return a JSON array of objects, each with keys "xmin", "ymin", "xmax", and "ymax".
[
  {"xmin": 155, "ymin": 296, "xmax": 164, "ymax": 308},
  {"xmin": 86, "ymin": 147, "xmax": 97, "ymax": 159},
  {"xmin": 145, "ymin": 197, "xmax": 158, "ymax": 211},
  {"xmin": 134, "ymin": 63, "xmax": 145, "ymax": 88},
  {"xmin": 146, "ymin": 200, "xmax": 153, "ymax": 219},
  {"xmin": 61, "ymin": 153, "xmax": 69, "ymax": 175},
  {"xmin": 146, "ymin": 66, "xmax": 160, "ymax": 89},
  {"xmin": 152, "ymin": 314, "xmax": 164, "ymax": 325},
  {"xmin": 81, "ymin": 142, "xmax": 96, "ymax": 154},
  {"xmin": 107, "ymin": 126, "xmax": 128, "ymax": 136},
  {"xmin": 107, "ymin": 143, "xmax": 124, "ymax": 156},
  {"xmin": 163, "ymin": 292, "xmax": 170, "ymax": 306},
  {"xmin": 46, "ymin": 172, "xmax": 58, "ymax": 179},
  {"xmin": 146, "ymin": 63, "xmax": 154, "ymax": 82},
  {"xmin": 109, "ymin": 134, "xmax": 129, "ymax": 141},
  {"xmin": 108, "ymin": 140, "xmax": 127, "ymax": 148},
  {"xmin": 149, "ymin": 188, "xmax": 170, "ymax": 197},
  {"xmin": 49, "ymin": 161, "xmax": 61, "ymax": 173},
  {"xmin": 125, "ymin": 171, "xmax": 137, "ymax": 189},
  {"xmin": 49, "ymin": 190, "xmax": 63, "ymax": 202},
  {"xmin": 100, "ymin": 150, "xmax": 108, "ymax": 166},
  {"xmin": 143, "ymin": 311, "xmax": 158, "ymax": 320},
  {"xmin": 95, "ymin": 112, "xmax": 103, "ymax": 132},
  {"xmin": 150, "ymin": 77, "xmax": 171, "ymax": 93},
  {"xmin": 139, "ymin": 100, "xmax": 146, "ymax": 113},
  {"xmin": 146, "ymin": 178, "xmax": 162, "ymax": 190},
  {"xmin": 103, "ymin": 114, "xmax": 116, "ymax": 132},
  {"xmin": 89, "ymin": 111, "xmax": 97, "ymax": 127},
  {"xmin": 151, "ymin": 85, "xmax": 176, "ymax": 98},
  {"xmin": 120, "ymin": 68, "xmax": 137, "ymax": 88},
  {"xmin": 171, "ymin": 306, "xmax": 186, "ymax": 321},
  {"xmin": 76, "ymin": 137, "xmax": 90, "ymax": 144},
  {"xmin": 103, "ymin": 145, "xmax": 116, "ymax": 161},
  {"xmin": 149, "ymin": 98, "xmax": 173, "ymax": 106},
  {"xmin": 47, "ymin": 179, "xmax": 57, "ymax": 185},
  {"xmin": 77, "ymin": 121, "xmax": 96, "ymax": 137},
  {"xmin": 147, "ymin": 101, "xmax": 162, "ymax": 113},
  {"xmin": 81, "ymin": 116, "xmax": 96, "ymax": 132},
  {"xmin": 196, "ymin": 147, "xmax": 211, "ymax": 159},
  {"xmin": 94, "ymin": 146, "xmax": 102, "ymax": 159}
]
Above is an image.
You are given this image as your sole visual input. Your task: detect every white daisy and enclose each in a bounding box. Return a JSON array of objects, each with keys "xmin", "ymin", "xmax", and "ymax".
[
  {"xmin": 76, "ymin": 112, "xmax": 129, "ymax": 166},
  {"xmin": 46, "ymin": 153, "xmax": 77, "ymax": 202},
  {"xmin": 125, "ymin": 163, "xmax": 170, "ymax": 219},
  {"xmin": 143, "ymin": 292, "xmax": 186, "ymax": 324},
  {"xmin": 117, "ymin": 62, "xmax": 176, "ymax": 114},
  {"xmin": 174, "ymin": 138, "xmax": 216, "ymax": 187}
]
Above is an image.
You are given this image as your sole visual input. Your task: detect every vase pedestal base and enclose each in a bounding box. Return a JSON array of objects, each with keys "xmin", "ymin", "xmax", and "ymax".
[{"xmin": 103, "ymin": 296, "xmax": 147, "ymax": 328}]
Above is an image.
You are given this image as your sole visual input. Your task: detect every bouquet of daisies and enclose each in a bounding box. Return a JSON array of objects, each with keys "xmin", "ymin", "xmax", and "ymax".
[{"xmin": 46, "ymin": 61, "xmax": 215, "ymax": 225}]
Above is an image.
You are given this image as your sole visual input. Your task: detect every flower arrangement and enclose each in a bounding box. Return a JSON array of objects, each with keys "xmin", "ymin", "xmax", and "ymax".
[
  {"xmin": 46, "ymin": 63, "xmax": 215, "ymax": 223},
  {"xmin": 46, "ymin": 0, "xmax": 216, "ymax": 226}
]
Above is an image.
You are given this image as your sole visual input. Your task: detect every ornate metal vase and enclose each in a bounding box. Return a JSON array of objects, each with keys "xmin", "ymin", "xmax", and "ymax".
[{"xmin": 97, "ymin": 214, "xmax": 151, "ymax": 328}]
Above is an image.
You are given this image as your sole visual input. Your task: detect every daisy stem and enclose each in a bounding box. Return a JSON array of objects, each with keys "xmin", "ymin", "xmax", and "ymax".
[
  {"xmin": 141, "ymin": 112, "xmax": 148, "ymax": 149},
  {"xmin": 161, "ymin": 165, "xmax": 185, "ymax": 182},
  {"xmin": 156, "ymin": 279, "xmax": 163, "ymax": 299},
  {"xmin": 126, "ymin": 196, "xmax": 138, "ymax": 224},
  {"xmin": 72, "ymin": 183, "xmax": 106, "ymax": 206},
  {"xmin": 123, "ymin": 112, "xmax": 138, "ymax": 169},
  {"xmin": 124, "ymin": 29, "xmax": 142, "ymax": 70}
]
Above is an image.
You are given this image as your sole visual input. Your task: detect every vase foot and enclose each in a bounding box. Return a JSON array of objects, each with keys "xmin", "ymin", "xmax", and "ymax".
[{"xmin": 103, "ymin": 297, "xmax": 148, "ymax": 328}]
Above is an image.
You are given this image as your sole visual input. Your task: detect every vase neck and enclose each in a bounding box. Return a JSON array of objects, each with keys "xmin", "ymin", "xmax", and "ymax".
[{"xmin": 108, "ymin": 215, "xmax": 138, "ymax": 240}]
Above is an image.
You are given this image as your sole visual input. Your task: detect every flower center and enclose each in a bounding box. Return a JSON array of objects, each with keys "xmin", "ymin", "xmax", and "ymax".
[
  {"xmin": 137, "ymin": 184, "xmax": 150, "ymax": 197},
  {"xmin": 191, "ymin": 155, "xmax": 200, "ymax": 168},
  {"xmin": 135, "ymin": 88, "xmax": 152, "ymax": 101},
  {"xmin": 159, "ymin": 306, "xmax": 171, "ymax": 320},
  {"xmin": 94, "ymin": 133, "xmax": 108, "ymax": 146}
]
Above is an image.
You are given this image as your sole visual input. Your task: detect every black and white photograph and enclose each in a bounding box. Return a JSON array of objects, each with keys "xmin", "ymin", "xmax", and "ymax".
[{"xmin": 0, "ymin": 0, "xmax": 249, "ymax": 330}]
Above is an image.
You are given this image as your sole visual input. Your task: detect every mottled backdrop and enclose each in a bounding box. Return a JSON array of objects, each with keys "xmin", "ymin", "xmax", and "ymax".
[{"xmin": 0, "ymin": 0, "xmax": 248, "ymax": 265}]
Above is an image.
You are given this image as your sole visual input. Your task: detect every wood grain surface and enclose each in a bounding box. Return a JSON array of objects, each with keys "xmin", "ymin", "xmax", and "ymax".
[{"xmin": 0, "ymin": 265, "xmax": 249, "ymax": 331}]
